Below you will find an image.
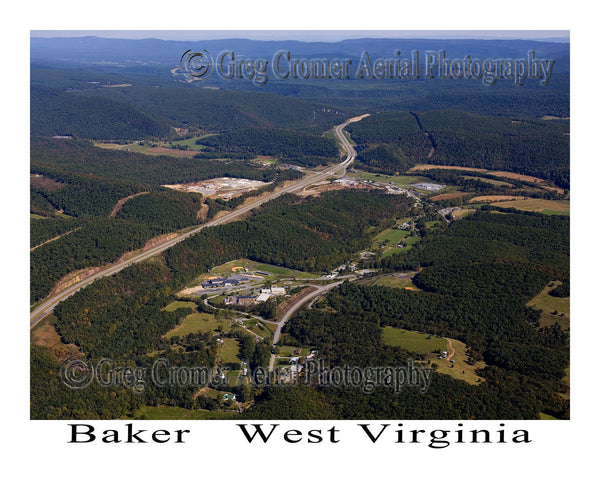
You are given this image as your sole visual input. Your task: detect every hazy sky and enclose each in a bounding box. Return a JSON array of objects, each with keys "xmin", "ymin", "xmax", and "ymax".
[{"xmin": 30, "ymin": 30, "xmax": 570, "ymax": 42}]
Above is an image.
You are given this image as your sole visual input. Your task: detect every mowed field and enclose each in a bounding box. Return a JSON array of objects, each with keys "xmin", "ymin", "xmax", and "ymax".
[
  {"xmin": 219, "ymin": 338, "xmax": 240, "ymax": 364},
  {"xmin": 372, "ymin": 275, "xmax": 419, "ymax": 290},
  {"xmin": 381, "ymin": 327, "xmax": 486, "ymax": 385},
  {"xmin": 381, "ymin": 327, "xmax": 446, "ymax": 353},
  {"xmin": 164, "ymin": 310, "xmax": 230, "ymax": 339},
  {"xmin": 469, "ymin": 195, "xmax": 527, "ymax": 203},
  {"xmin": 348, "ymin": 170, "xmax": 430, "ymax": 186},
  {"xmin": 373, "ymin": 227, "xmax": 420, "ymax": 257},
  {"xmin": 409, "ymin": 164, "xmax": 546, "ymax": 184},
  {"xmin": 210, "ymin": 258, "xmax": 316, "ymax": 279},
  {"xmin": 527, "ymin": 281, "xmax": 570, "ymax": 330},
  {"xmin": 490, "ymin": 198, "xmax": 570, "ymax": 215}
]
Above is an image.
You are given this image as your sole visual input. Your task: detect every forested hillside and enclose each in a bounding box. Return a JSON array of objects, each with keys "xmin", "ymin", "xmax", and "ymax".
[{"xmin": 346, "ymin": 110, "xmax": 570, "ymax": 188}]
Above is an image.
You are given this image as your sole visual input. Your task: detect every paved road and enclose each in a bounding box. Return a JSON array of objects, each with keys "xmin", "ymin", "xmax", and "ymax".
[
  {"xmin": 30, "ymin": 115, "xmax": 365, "ymax": 329},
  {"xmin": 267, "ymin": 279, "xmax": 348, "ymax": 372}
]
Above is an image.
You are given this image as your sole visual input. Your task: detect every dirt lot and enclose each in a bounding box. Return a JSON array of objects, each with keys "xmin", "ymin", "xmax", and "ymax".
[{"xmin": 163, "ymin": 177, "xmax": 271, "ymax": 199}]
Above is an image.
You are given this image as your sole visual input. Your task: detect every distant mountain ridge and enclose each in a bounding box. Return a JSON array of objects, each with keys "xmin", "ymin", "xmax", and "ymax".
[{"xmin": 30, "ymin": 35, "xmax": 570, "ymax": 73}]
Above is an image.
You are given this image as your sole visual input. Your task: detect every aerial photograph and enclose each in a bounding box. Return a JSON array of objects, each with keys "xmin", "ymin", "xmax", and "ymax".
[{"xmin": 29, "ymin": 30, "xmax": 570, "ymax": 422}]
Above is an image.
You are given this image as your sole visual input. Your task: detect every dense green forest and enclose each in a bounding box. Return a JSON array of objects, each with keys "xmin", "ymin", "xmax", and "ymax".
[
  {"xmin": 194, "ymin": 128, "xmax": 339, "ymax": 166},
  {"xmin": 31, "ymin": 85, "xmax": 173, "ymax": 140},
  {"xmin": 272, "ymin": 209, "xmax": 570, "ymax": 418},
  {"xmin": 346, "ymin": 109, "xmax": 570, "ymax": 188},
  {"xmin": 164, "ymin": 190, "xmax": 412, "ymax": 282},
  {"xmin": 31, "ymin": 81, "xmax": 350, "ymax": 139},
  {"xmin": 31, "ymin": 194, "xmax": 569, "ymax": 420},
  {"xmin": 30, "ymin": 218, "xmax": 162, "ymax": 303},
  {"xmin": 29, "ymin": 136, "xmax": 306, "ymax": 302},
  {"xmin": 31, "ymin": 137, "xmax": 300, "ymax": 187}
]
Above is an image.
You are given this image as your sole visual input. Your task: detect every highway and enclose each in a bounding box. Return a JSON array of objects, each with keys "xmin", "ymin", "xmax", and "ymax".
[
  {"xmin": 268, "ymin": 280, "xmax": 346, "ymax": 372},
  {"xmin": 29, "ymin": 115, "xmax": 366, "ymax": 329}
]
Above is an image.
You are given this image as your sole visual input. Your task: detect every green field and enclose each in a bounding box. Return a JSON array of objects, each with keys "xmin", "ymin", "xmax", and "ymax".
[
  {"xmin": 170, "ymin": 135, "xmax": 214, "ymax": 150},
  {"xmin": 372, "ymin": 275, "xmax": 418, "ymax": 290},
  {"xmin": 244, "ymin": 319, "xmax": 274, "ymax": 339},
  {"xmin": 490, "ymin": 198, "xmax": 570, "ymax": 216},
  {"xmin": 163, "ymin": 301, "xmax": 197, "ymax": 312},
  {"xmin": 277, "ymin": 345, "xmax": 312, "ymax": 357},
  {"xmin": 348, "ymin": 170, "xmax": 429, "ymax": 186},
  {"xmin": 219, "ymin": 338, "xmax": 241, "ymax": 364},
  {"xmin": 210, "ymin": 258, "xmax": 317, "ymax": 279},
  {"xmin": 165, "ymin": 312, "xmax": 229, "ymax": 338},
  {"xmin": 373, "ymin": 227, "xmax": 420, "ymax": 257},
  {"xmin": 451, "ymin": 208, "xmax": 476, "ymax": 220},
  {"xmin": 381, "ymin": 327, "xmax": 486, "ymax": 385},
  {"xmin": 381, "ymin": 327, "xmax": 446, "ymax": 354},
  {"xmin": 527, "ymin": 281, "xmax": 570, "ymax": 329}
]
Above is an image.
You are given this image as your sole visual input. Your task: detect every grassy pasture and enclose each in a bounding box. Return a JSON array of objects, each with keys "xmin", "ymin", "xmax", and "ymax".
[
  {"xmin": 165, "ymin": 312, "xmax": 229, "ymax": 338},
  {"xmin": 490, "ymin": 198, "xmax": 570, "ymax": 215},
  {"xmin": 372, "ymin": 275, "xmax": 418, "ymax": 290},
  {"xmin": 348, "ymin": 170, "xmax": 429, "ymax": 186},
  {"xmin": 381, "ymin": 327, "xmax": 486, "ymax": 385},
  {"xmin": 527, "ymin": 281, "xmax": 570, "ymax": 330},
  {"xmin": 163, "ymin": 301, "xmax": 197, "ymax": 312},
  {"xmin": 381, "ymin": 327, "xmax": 446, "ymax": 354},
  {"xmin": 219, "ymin": 338, "xmax": 241, "ymax": 364}
]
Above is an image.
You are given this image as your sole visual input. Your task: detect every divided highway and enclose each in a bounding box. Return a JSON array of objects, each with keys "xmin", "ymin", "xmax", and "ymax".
[{"xmin": 29, "ymin": 115, "xmax": 366, "ymax": 329}]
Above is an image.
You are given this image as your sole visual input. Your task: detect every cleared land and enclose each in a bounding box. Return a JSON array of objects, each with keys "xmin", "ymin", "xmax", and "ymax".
[
  {"xmin": 410, "ymin": 164, "xmax": 549, "ymax": 184},
  {"xmin": 381, "ymin": 327, "xmax": 486, "ymax": 385},
  {"xmin": 527, "ymin": 281, "xmax": 570, "ymax": 330},
  {"xmin": 462, "ymin": 175, "xmax": 514, "ymax": 187},
  {"xmin": 109, "ymin": 191, "xmax": 149, "ymax": 218},
  {"xmin": 210, "ymin": 258, "xmax": 316, "ymax": 279},
  {"xmin": 381, "ymin": 327, "xmax": 446, "ymax": 353},
  {"xmin": 373, "ymin": 227, "xmax": 420, "ymax": 257},
  {"xmin": 348, "ymin": 170, "xmax": 430, "ymax": 186},
  {"xmin": 469, "ymin": 195, "xmax": 527, "ymax": 203},
  {"xmin": 409, "ymin": 164, "xmax": 487, "ymax": 173},
  {"xmin": 219, "ymin": 338, "xmax": 240, "ymax": 364},
  {"xmin": 164, "ymin": 312, "xmax": 229, "ymax": 338},
  {"xmin": 489, "ymin": 198, "xmax": 570, "ymax": 215},
  {"xmin": 30, "ymin": 174, "xmax": 66, "ymax": 192},
  {"xmin": 163, "ymin": 177, "xmax": 271, "ymax": 199},
  {"xmin": 451, "ymin": 208, "xmax": 476, "ymax": 219},
  {"xmin": 371, "ymin": 275, "xmax": 418, "ymax": 290},
  {"xmin": 163, "ymin": 300, "xmax": 197, "ymax": 312},
  {"xmin": 429, "ymin": 191, "xmax": 468, "ymax": 201},
  {"xmin": 30, "ymin": 315, "xmax": 81, "ymax": 359}
]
